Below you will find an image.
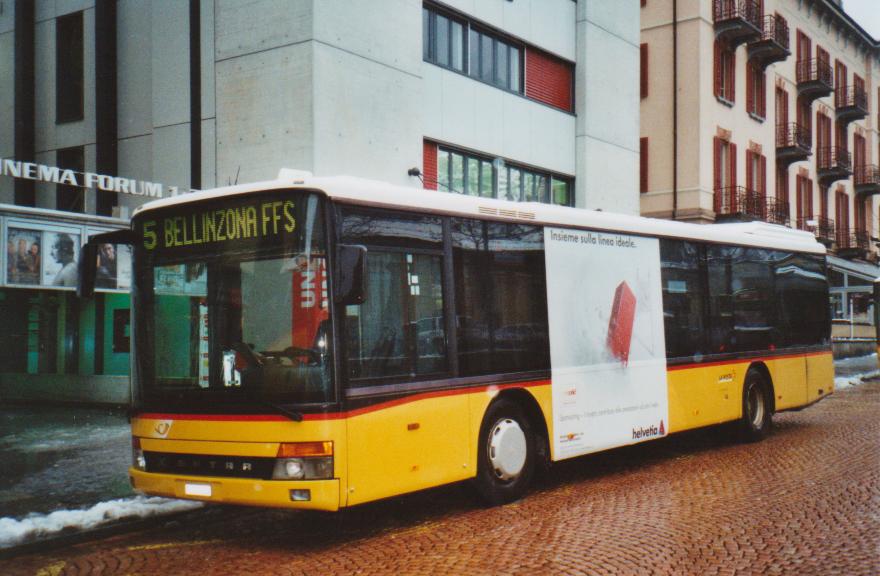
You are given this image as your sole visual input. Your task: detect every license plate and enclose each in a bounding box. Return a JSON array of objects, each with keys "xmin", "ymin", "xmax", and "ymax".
[{"xmin": 184, "ymin": 482, "xmax": 212, "ymax": 497}]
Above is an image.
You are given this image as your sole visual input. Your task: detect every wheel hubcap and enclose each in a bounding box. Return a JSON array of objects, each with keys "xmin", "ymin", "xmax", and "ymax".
[
  {"xmin": 488, "ymin": 418, "xmax": 526, "ymax": 482},
  {"xmin": 748, "ymin": 383, "xmax": 765, "ymax": 428}
]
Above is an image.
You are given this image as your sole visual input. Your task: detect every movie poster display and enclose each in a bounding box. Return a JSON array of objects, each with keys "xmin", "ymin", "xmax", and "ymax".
[
  {"xmin": 544, "ymin": 227, "xmax": 668, "ymax": 460},
  {"xmin": 43, "ymin": 230, "xmax": 80, "ymax": 287},
  {"xmin": 6, "ymin": 228, "xmax": 42, "ymax": 285}
]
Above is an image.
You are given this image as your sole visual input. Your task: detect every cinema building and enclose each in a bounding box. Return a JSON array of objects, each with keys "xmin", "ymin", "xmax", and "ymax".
[
  {"xmin": 0, "ymin": 1, "xmax": 639, "ymax": 403},
  {"xmin": 639, "ymin": 0, "xmax": 880, "ymax": 354}
]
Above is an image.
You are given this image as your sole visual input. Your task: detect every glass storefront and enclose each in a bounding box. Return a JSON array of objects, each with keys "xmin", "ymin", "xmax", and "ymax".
[{"xmin": 0, "ymin": 208, "xmax": 131, "ymax": 403}]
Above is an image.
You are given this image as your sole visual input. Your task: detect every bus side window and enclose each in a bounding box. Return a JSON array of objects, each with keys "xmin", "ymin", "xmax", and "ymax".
[
  {"xmin": 340, "ymin": 209, "xmax": 448, "ymax": 382},
  {"xmin": 452, "ymin": 219, "xmax": 549, "ymax": 376},
  {"xmin": 659, "ymin": 240, "xmax": 706, "ymax": 359}
]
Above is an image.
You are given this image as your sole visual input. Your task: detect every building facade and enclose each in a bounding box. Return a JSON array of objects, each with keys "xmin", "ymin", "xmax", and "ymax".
[
  {"xmin": 640, "ymin": 0, "xmax": 880, "ymax": 349},
  {"xmin": 0, "ymin": 0, "xmax": 640, "ymax": 403}
]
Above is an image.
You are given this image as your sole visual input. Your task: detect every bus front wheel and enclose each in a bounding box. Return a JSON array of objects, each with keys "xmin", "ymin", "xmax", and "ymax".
[
  {"xmin": 474, "ymin": 398, "xmax": 536, "ymax": 506},
  {"xmin": 740, "ymin": 369, "xmax": 772, "ymax": 442}
]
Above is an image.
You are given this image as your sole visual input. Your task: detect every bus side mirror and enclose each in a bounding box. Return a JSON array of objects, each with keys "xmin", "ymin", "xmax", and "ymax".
[
  {"xmin": 335, "ymin": 244, "xmax": 367, "ymax": 305},
  {"xmin": 77, "ymin": 241, "xmax": 98, "ymax": 299},
  {"xmin": 77, "ymin": 229, "xmax": 137, "ymax": 299}
]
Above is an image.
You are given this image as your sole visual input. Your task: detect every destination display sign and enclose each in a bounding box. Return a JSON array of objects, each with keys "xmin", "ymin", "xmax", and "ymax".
[{"xmin": 136, "ymin": 191, "xmax": 322, "ymax": 262}]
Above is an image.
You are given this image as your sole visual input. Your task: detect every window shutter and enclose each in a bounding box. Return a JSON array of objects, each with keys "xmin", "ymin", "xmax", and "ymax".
[
  {"xmin": 795, "ymin": 175, "xmax": 803, "ymax": 220},
  {"xmin": 727, "ymin": 50, "xmax": 736, "ymax": 102},
  {"xmin": 759, "ymin": 72, "xmax": 766, "ymax": 117},
  {"xmin": 807, "ymin": 179, "xmax": 813, "ymax": 218},
  {"xmin": 714, "ymin": 42, "xmax": 722, "ymax": 98},
  {"xmin": 729, "ymin": 142, "xmax": 737, "ymax": 191},
  {"xmin": 760, "ymin": 154, "xmax": 766, "ymax": 196},
  {"xmin": 422, "ymin": 140, "xmax": 438, "ymax": 190},
  {"xmin": 640, "ymin": 44, "xmax": 648, "ymax": 99},
  {"xmin": 746, "ymin": 65, "xmax": 754, "ymax": 113},
  {"xmin": 713, "ymin": 137, "xmax": 722, "ymax": 211},
  {"xmin": 746, "ymin": 150, "xmax": 753, "ymax": 192},
  {"xmin": 640, "ymin": 137, "xmax": 648, "ymax": 193}
]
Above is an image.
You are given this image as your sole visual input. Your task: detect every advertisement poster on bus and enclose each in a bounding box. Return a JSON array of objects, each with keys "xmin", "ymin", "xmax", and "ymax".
[{"xmin": 544, "ymin": 227, "xmax": 668, "ymax": 459}]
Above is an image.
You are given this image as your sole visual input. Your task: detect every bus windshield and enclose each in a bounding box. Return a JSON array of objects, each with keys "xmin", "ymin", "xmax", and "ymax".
[{"xmin": 132, "ymin": 191, "xmax": 333, "ymax": 411}]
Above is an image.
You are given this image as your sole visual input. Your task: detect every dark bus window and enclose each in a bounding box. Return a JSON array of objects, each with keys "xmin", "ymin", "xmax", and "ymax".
[
  {"xmin": 452, "ymin": 219, "xmax": 549, "ymax": 375},
  {"xmin": 339, "ymin": 208, "xmax": 443, "ymax": 250},
  {"xmin": 340, "ymin": 209, "xmax": 447, "ymax": 382},
  {"xmin": 708, "ymin": 246, "xmax": 781, "ymax": 353},
  {"xmin": 659, "ymin": 240, "xmax": 706, "ymax": 359},
  {"xmin": 775, "ymin": 253, "xmax": 829, "ymax": 346}
]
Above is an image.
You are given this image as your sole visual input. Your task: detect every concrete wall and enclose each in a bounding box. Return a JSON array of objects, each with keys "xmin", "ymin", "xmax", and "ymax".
[
  {"xmin": 576, "ymin": 0, "xmax": 641, "ymax": 214},
  {"xmin": 0, "ymin": 1, "xmax": 14, "ymax": 204}
]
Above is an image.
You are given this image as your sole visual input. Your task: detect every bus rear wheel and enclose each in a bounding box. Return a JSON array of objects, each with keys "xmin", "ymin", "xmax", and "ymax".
[
  {"xmin": 474, "ymin": 399, "xmax": 536, "ymax": 506},
  {"xmin": 740, "ymin": 369, "xmax": 772, "ymax": 442}
]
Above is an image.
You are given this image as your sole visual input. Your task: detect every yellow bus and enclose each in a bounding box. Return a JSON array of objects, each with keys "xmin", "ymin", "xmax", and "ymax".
[{"xmin": 80, "ymin": 171, "xmax": 833, "ymax": 510}]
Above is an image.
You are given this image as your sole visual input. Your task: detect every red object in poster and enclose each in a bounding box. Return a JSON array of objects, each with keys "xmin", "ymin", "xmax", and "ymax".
[
  {"xmin": 606, "ymin": 280, "xmax": 636, "ymax": 365},
  {"xmin": 292, "ymin": 258, "xmax": 329, "ymax": 353}
]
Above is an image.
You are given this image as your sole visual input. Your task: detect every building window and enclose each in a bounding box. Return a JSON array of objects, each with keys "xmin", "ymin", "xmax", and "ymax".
[
  {"xmin": 469, "ymin": 27, "xmax": 521, "ymax": 93},
  {"xmin": 714, "ymin": 40, "xmax": 735, "ymax": 104},
  {"xmin": 746, "ymin": 62, "xmax": 765, "ymax": 119},
  {"xmin": 640, "ymin": 137, "xmax": 648, "ymax": 193},
  {"xmin": 713, "ymin": 137, "xmax": 737, "ymax": 212},
  {"xmin": 56, "ymin": 11, "xmax": 84, "ymax": 123},
  {"xmin": 795, "ymin": 174, "xmax": 814, "ymax": 228},
  {"xmin": 56, "ymin": 147, "xmax": 85, "ymax": 213},
  {"xmin": 524, "ymin": 48, "xmax": 573, "ymax": 111},
  {"xmin": 746, "ymin": 149, "xmax": 766, "ymax": 197},
  {"xmin": 640, "ymin": 44, "xmax": 648, "ymax": 99},
  {"xmin": 434, "ymin": 144, "xmax": 572, "ymax": 206},
  {"xmin": 423, "ymin": 6, "xmax": 465, "ymax": 73}
]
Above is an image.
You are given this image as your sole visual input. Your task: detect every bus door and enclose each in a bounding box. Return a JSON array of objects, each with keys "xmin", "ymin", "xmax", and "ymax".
[{"xmin": 338, "ymin": 209, "xmax": 469, "ymax": 505}]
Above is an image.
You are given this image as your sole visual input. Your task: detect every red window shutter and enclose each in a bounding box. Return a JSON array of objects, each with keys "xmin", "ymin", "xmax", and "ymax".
[
  {"xmin": 759, "ymin": 154, "xmax": 766, "ymax": 196},
  {"xmin": 640, "ymin": 44, "xmax": 648, "ymax": 99},
  {"xmin": 525, "ymin": 48, "xmax": 574, "ymax": 112},
  {"xmin": 422, "ymin": 140, "xmax": 438, "ymax": 190},
  {"xmin": 758, "ymin": 72, "xmax": 766, "ymax": 117},
  {"xmin": 640, "ymin": 137, "xmax": 648, "ymax": 193},
  {"xmin": 747, "ymin": 65, "xmax": 754, "ymax": 113},
  {"xmin": 729, "ymin": 142, "xmax": 737, "ymax": 190},
  {"xmin": 727, "ymin": 50, "xmax": 736, "ymax": 102},
  {"xmin": 714, "ymin": 42, "xmax": 722, "ymax": 98},
  {"xmin": 807, "ymin": 179, "xmax": 813, "ymax": 218},
  {"xmin": 713, "ymin": 137, "xmax": 722, "ymax": 211},
  {"xmin": 641, "ymin": 0, "xmax": 646, "ymax": 6},
  {"xmin": 795, "ymin": 175, "xmax": 803, "ymax": 219},
  {"xmin": 746, "ymin": 150, "xmax": 753, "ymax": 191}
]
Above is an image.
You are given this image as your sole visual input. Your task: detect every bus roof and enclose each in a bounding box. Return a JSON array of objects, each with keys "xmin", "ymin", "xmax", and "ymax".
[{"xmin": 133, "ymin": 170, "xmax": 826, "ymax": 255}]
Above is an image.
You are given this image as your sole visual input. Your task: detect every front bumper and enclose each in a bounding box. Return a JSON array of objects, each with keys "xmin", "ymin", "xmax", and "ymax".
[{"xmin": 130, "ymin": 468, "xmax": 341, "ymax": 511}]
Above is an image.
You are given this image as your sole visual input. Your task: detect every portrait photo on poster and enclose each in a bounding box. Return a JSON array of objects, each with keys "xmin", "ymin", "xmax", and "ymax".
[
  {"xmin": 43, "ymin": 231, "xmax": 80, "ymax": 287},
  {"xmin": 6, "ymin": 228, "xmax": 42, "ymax": 285}
]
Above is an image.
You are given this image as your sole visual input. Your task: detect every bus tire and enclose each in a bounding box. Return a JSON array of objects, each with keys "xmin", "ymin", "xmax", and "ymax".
[
  {"xmin": 474, "ymin": 398, "xmax": 536, "ymax": 506},
  {"xmin": 740, "ymin": 368, "xmax": 772, "ymax": 442}
]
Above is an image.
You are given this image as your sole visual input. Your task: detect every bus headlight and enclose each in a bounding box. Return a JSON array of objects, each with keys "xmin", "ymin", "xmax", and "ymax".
[
  {"xmin": 132, "ymin": 437, "xmax": 146, "ymax": 471},
  {"xmin": 272, "ymin": 457, "xmax": 333, "ymax": 480}
]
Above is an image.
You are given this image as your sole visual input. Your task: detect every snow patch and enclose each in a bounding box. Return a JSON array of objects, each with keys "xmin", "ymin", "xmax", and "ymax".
[
  {"xmin": 834, "ymin": 353, "xmax": 879, "ymax": 389},
  {"xmin": 0, "ymin": 496, "xmax": 202, "ymax": 549},
  {"xmin": 834, "ymin": 370, "xmax": 880, "ymax": 389}
]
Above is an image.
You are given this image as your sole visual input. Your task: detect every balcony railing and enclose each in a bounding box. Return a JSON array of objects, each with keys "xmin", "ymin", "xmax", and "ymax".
[
  {"xmin": 748, "ymin": 14, "xmax": 790, "ymax": 69},
  {"xmin": 713, "ymin": 0, "xmax": 763, "ymax": 47},
  {"xmin": 796, "ymin": 58, "xmax": 833, "ymax": 102},
  {"xmin": 776, "ymin": 122, "xmax": 811, "ymax": 165},
  {"xmin": 797, "ymin": 216, "xmax": 835, "ymax": 244},
  {"xmin": 835, "ymin": 85, "xmax": 869, "ymax": 123},
  {"xmin": 836, "ymin": 229, "xmax": 871, "ymax": 252},
  {"xmin": 854, "ymin": 164, "xmax": 880, "ymax": 194},
  {"xmin": 714, "ymin": 186, "xmax": 789, "ymax": 225},
  {"xmin": 816, "ymin": 146, "xmax": 852, "ymax": 183}
]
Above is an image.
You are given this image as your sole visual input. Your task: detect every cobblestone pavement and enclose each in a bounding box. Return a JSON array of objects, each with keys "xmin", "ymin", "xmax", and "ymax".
[{"xmin": 4, "ymin": 382, "xmax": 879, "ymax": 576}]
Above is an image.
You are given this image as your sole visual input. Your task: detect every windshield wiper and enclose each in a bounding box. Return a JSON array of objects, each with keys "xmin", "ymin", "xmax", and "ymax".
[{"xmin": 257, "ymin": 400, "xmax": 303, "ymax": 422}]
